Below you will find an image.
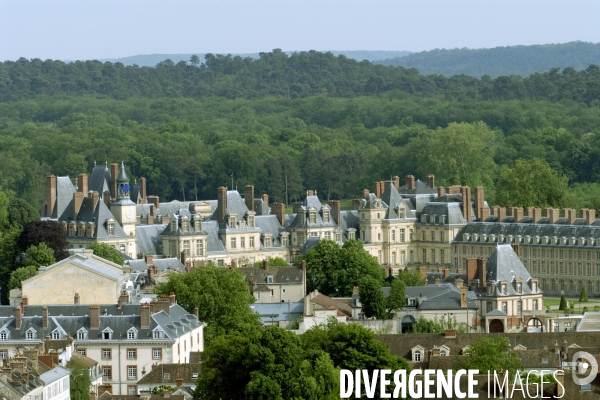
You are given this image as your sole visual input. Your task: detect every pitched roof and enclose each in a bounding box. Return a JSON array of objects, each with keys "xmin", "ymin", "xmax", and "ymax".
[
  {"xmin": 310, "ymin": 293, "xmax": 352, "ymax": 317},
  {"xmin": 89, "ymin": 164, "xmax": 111, "ymax": 196},
  {"xmin": 486, "ymin": 244, "xmax": 536, "ymax": 294},
  {"xmin": 137, "ymin": 363, "xmax": 201, "ymax": 385},
  {"xmin": 237, "ymin": 265, "xmax": 303, "ymax": 285},
  {"xmin": 136, "ymin": 224, "xmax": 167, "ymax": 255}
]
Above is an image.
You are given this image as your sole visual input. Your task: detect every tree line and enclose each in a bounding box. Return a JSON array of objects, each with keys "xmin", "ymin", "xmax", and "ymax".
[{"xmin": 1, "ymin": 50, "xmax": 600, "ymax": 103}]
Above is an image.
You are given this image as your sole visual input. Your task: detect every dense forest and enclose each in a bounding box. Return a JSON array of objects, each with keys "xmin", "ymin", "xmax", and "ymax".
[
  {"xmin": 1, "ymin": 50, "xmax": 600, "ymax": 212},
  {"xmin": 378, "ymin": 41, "xmax": 600, "ymax": 77}
]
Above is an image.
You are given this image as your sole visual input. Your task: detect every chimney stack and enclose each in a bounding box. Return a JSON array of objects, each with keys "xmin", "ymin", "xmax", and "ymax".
[
  {"xmin": 145, "ymin": 255, "xmax": 153, "ymax": 265},
  {"xmin": 393, "ymin": 176, "xmax": 400, "ymax": 189},
  {"xmin": 176, "ymin": 378, "xmax": 183, "ymax": 388},
  {"xmin": 217, "ymin": 186, "xmax": 227, "ymax": 223},
  {"xmin": 426, "ymin": 174, "xmax": 435, "ymax": 189},
  {"xmin": 511, "ymin": 241, "xmax": 520, "ymax": 257},
  {"xmin": 405, "ymin": 175, "xmax": 415, "ymax": 190},
  {"xmin": 301, "ymin": 260, "xmax": 307, "ymax": 295},
  {"xmin": 437, "ymin": 186, "xmax": 445, "ymax": 198},
  {"xmin": 249, "ymin": 275, "xmax": 254, "ymax": 296},
  {"xmin": 545, "ymin": 208, "xmax": 559, "ymax": 224},
  {"xmin": 45, "ymin": 175, "xmax": 57, "ymax": 217},
  {"xmin": 110, "ymin": 163, "xmax": 118, "ymax": 199},
  {"xmin": 141, "ymin": 303, "xmax": 151, "ymax": 328},
  {"xmin": 271, "ymin": 202, "xmax": 285, "ymax": 226},
  {"xmin": 262, "ymin": 193, "xmax": 269, "ymax": 205},
  {"xmin": 14, "ymin": 306, "xmax": 22, "ymax": 329},
  {"xmin": 139, "ymin": 177, "xmax": 147, "ymax": 204},
  {"xmin": 91, "ymin": 191, "xmax": 100, "ymax": 212},
  {"xmin": 42, "ymin": 306, "xmax": 48, "ymax": 328},
  {"xmin": 530, "ymin": 207, "xmax": 542, "ymax": 223},
  {"xmin": 460, "ymin": 286, "xmax": 468, "ymax": 308},
  {"xmin": 352, "ymin": 199, "xmax": 361, "ymax": 210},
  {"xmin": 510, "ymin": 207, "xmax": 524, "ymax": 223},
  {"xmin": 90, "ymin": 305, "xmax": 100, "ymax": 329},
  {"xmin": 585, "ymin": 209, "xmax": 596, "ymax": 225},
  {"xmin": 477, "ymin": 258, "xmax": 486, "ymax": 289},
  {"xmin": 169, "ymin": 292, "xmax": 176, "ymax": 305},
  {"xmin": 327, "ymin": 200, "xmax": 341, "ymax": 226},
  {"xmin": 77, "ymin": 173, "xmax": 88, "ymax": 195},
  {"xmin": 460, "ymin": 186, "xmax": 472, "ymax": 222},
  {"xmin": 193, "ymin": 307, "xmax": 199, "ymax": 320},
  {"xmin": 292, "ymin": 201, "xmax": 303, "ymax": 213},
  {"xmin": 567, "ymin": 208, "xmax": 577, "ymax": 224},
  {"xmin": 474, "ymin": 186, "xmax": 484, "ymax": 220},
  {"xmin": 147, "ymin": 195, "xmax": 160, "ymax": 210},
  {"xmin": 244, "ymin": 185, "xmax": 255, "ymax": 212},
  {"xmin": 73, "ymin": 192, "xmax": 84, "ymax": 220},
  {"xmin": 263, "ymin": 259, "xmax": 268, "ymax": 271}
]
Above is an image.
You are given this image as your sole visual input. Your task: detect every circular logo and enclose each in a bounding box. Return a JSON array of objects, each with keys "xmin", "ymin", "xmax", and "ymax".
[{"xmin": 572, "ymin": 351, "xmax": 598, "ymax": 385}]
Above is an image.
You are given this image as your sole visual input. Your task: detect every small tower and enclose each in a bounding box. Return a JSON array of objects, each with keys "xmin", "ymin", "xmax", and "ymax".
[{"xmin": 110, "ymin": 162, "xmax": 137, "ymax": 256}]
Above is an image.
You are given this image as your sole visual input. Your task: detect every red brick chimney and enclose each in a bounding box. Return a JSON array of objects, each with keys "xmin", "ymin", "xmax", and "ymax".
[
  {"xmin": 15, "ymin": 306, "xmax": 22, "ymax": 329},
  {"xmin": 148, "ymin": 195, "xmax": 160, "ymax": 210},
  {"xmin": 426, "ymin": 174, "xmax": 435, "ymax": 189},
  {"xmin": 90, "ymin": 305, "xmax": 100, "ymax": 329},
  {"xmin": 327, "ymin": 200, "xmax": 341, "ymax": 226},
  {"xmin": 140, "ymin": 177, "xmax": 147, "ymax": 204},
  {"xmin": 176, "ymin": 377, "xmax": 183, "ymax": 388},
  {"xmin": 405, "ymin": 175, "xmax": 415, "ymax": 190},
  {"xmin": 393, "ymin": 176, "xmax": 400, "ymax": 189},
  {"xmin": 437, "ymin": 186, "xmax": 445, "ymax": 198},
  {"xmin": 474, "ymin": 186, "xmax": 484, "ymax": 220},
  {"xmin": 103, "ymin": 190, "xmax": 111, "ymax": 209},
  {"xmin": 244, "ymin": 185, "xmax": 255, "ymax": 212},
  {"xmin": 73, "ymin": 192, "xmax": 84, "ymax": 220},
  {"xmin": 169, "ymin": 292, "xmax": 176, "ymax": 305},
  {"xmin": 460, "ymin": 186, "xmax": 472, "ymax": 222},
  {"xmin": 362, "ymin": 189, "xmax": 369, "ymax": 199},
  {"xmin": 263, "ymin": 259, "xmax": 268, "ymax": 271},
  {"xmin": 271, "ymin": 202, "xmax": 285, "ymax": 226},
  {"xmin": 140, "ymin": 303, "xmax": 151, "ymax": 328},
  {"xmin": 45, "ymin": 175, "xmax": 56, "ymax": 217},
  {"xmin": 477, "ymin": 257, "xmax": 486, "ymax": 289},
  {"xmin": 352, "ymin": 199, "xmax": 361, "ymax": 210},
  {"xmin": 217, "ymin": 186, "xmax": 227, "ymax": 223},
  {"xmin": 42, "ymin": 306, "xmax": 48, "ymax": 328},
  {"xmin": 77, "ymin": 173, "xmax": 88, "ymax": 195}
]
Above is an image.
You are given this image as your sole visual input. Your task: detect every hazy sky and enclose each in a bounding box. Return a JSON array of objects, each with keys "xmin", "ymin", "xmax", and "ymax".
[{"xmin": 1, "ymin": 0, "xmax": 600, "ymax": 61}]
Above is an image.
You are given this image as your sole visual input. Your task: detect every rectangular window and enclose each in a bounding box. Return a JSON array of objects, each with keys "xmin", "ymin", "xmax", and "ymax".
[
  {"xmin": 400, "ymin": 251, "xmax": 405, "ymax": 265},
  {"xmin": 183, "ymin": 240, "xmax": 190, "ymax": 253},
  {"xmin": 559, "ymin": 262, "xmax": 564, "ymax": 274},
  {"xmin": 409, "ymin": 230, "xmax": 413, "ymax": 240},
  {"xmin": 541, "ymin": 261, "xmax": 546, "ymax": 273},
  {"xmin": 270, "ymin": 289, "xmax": 274, "ymax": 297},
  {"xmin": 517, "ymin": 301, "xmax": 522, "ymax": 313},
  {"xmin": 377, "ymin": 250, "xmax": 382, "ymax": 263},
  {"xmin": 240, "ymin": 237, "xmax": 245, "ymax": 248},
  {"xmin": 196, "ymin": 240, "xmax": 203, "ymax": 256},
  {"xmin": 127, "ymin": 349, "xmax": 137, "ymax": 360},
  {"xmin": 422, "ymin": 249, "xmax": 427, "ymax": 263},
  {"xmin": 502, "ymin": 302, "xmax": 507, "ymax": 313},
  {"xmin": 422, "ymin": 231, "xmax": 426, "ymax": 241},
  {"xmin": 103, "ymin": 366, "xmax": 112, "ymax": 379},
  {"xmin": 249, "ymin": 237, "xmax": 255, "ymax": 248},
  {"xmin": 391, "ymin": 230, "xmax": 396, "ymax": 242},
  {"xmin": 400, "ymin": 229, "xmax": 405, "ymax": 243},
  {"xmin": 533, "ymin": 300, "xmax": 538, "ymax": 310},
  {"xmin": 127, "ymin": 366, "xmax": 137, "ymax": 380},
  {"xmin": 153, "ymin": 348, "xmax": 162, "ymax": 360},
  {"xmin": 569, "ymin": 262, "xmax": 573, "ymax": 275},
  {"xmin": 0, "ymin": 350, "xmax": 7, "ymax": 359},
  {"xmin": 102, "ymin": 349, "xmax": 111, "ymax": 360},
  {"xmin": 128, "ymin": 386, "xmax": 137, "ymax": 395},
  {"xmin": 431, "ymin": 249, "xmax": 436, "ymax": 264},
  {"xmin": 431, "ymin": 231, "xmax": 435, "ymax": 241},
  {"xmin": 391, "ymin": 252, "xmax": 396, "ymax": 265},
  {"xmin": 440, "ymin": 231, "xmax": 444, "ymax": 242},
  {"xmin": 440, "ymin": 249, "xmax": 444, "ymax": 264},
  {"xmin": 231, "ymin": 238, "xmax": 236, "ymax": 249},
  {"xmin": 77, "ymin": 349, "xmax": 86, "ymax": 356}
]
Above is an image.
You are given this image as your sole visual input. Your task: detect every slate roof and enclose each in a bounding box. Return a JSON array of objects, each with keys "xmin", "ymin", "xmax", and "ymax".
[
  {"xmin": 0, "ymin": 304, "xmax": 203, "ymax": 342},
  {"xmin": 159, "ymin": 212, "xmax": 207, "ymax": 237},
  {"xmin": 128, "ymin": 258, "xmax": 185, "ymax": 273},
  {"xmin": 63, "ymin": 195, "xmax": 129, "ymax": 239},
  {"xmin": 209, "ymin": 191, "xmax": 251, "ymax": 223},
  {"xmin": 425, "ymin": 272, "xmax": 468, "ymax": 286},
  {"xmin": 136, "ymin": 224, "xmax": 167, "ymax": 255},
  {"xmin": 485, "ymin": 309, "xmax": 507, "ymax": 316},
  {"xmin": 254, "ymin": 198, "xmax": 269, "ymax": 215},
  {"xmin": 53, "ymin": 176, "xmax": 76, "ymax": 219},
  {"xmin": 299, "ymin": 237, "xmax": 322, "ymax": 255},
  {"xmin": 237, "ymin": 265, "xmax": 303, "ymax": 285},
  {"xmin": 404, "ymin": 285, "xmax": 478, "ymax": 310},
  {"xmin": 89, "ymin": 164, "xmax": 111, "ymax": 197},
  {"xmin": 251, "ymin": 302, "xmax": 304, "ymax": 324},
  {"xmin": 486, "ymin": 244, "xmax": 537, "ymax": 294},
  {"xmin": 202, "ymin": 220, "xmax": 226, "ymax": 252},
  {"xmin": 420, "ymin": 201, "xmax": 472, "ymax": 225},
  {"xmin": 255, "ymin": 215, "xmax": 284, "ymax": 248},
  {"xmin": 399, "ymin": 179, "xmax": 437, "ymax": 195},
  {"xmin": 137, "ymin": 363, "xmax": 201, "ymax": 385},
  {"xmin": 454, "ymin": 221, "xmax": 600, "ymax": 245},
  {"xmin": 40, "ymin": 366, "xmax": 70, "ymax": 384},
  {"xmin": 380, "ymin": 183, "xmax": 417, "ymax": 220}
]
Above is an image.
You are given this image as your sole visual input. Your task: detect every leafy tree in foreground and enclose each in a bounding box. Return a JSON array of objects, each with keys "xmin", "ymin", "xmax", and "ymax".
[
  {"xmin": 8, "ymin": 266, "xmax": 38, "ymax": 290},
  {"xmin": 386, "ymin": 278, "xmax": 406, "ymax": 317},
  {"xmin": 86, "ymin": 242, "xmax": 125, "ymax": 265},
  {"xmin": 155, "ymin": 263, "xmax": 260, "ymax": 344},
  {"xmin": 359, "ymin": 276, "xmax": 387, "ymax": 319},
  {"xmin": 253, "ymin": 257, "xmax": 288, "ymax": 267},
  {"xmin": 17, "ymin": 220, "xmax": 69, "ymax": 261},
  {"xmin": 398, "ymin": 269, "xmax": 426, "ymax": 287},
  {"xmin": 302, "ymin": 239, "xmax": 384, "ymax": 296},
  {"xmin": 454, "ymin": 336, "xmax": 522, "ymax": 373},
  {"xmin": 67, "ymin": 359, "xmax": 91, "ymax": 400},
  {"xmin": 8, "ymin": 243, "xmax": 56, "ymax": 291},
  {"xmin": 409, "ymin": 315, "xmax": 464, "ymax": 334}
]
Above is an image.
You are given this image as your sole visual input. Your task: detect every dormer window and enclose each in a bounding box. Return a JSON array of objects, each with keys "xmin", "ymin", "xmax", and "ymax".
[
  {"xmin": 181, "ymin": 217, "xmax": 190, "ymax": 232},
  {"xmin": 228, "ymin": 213, "xmax": 237, "ymax": 228},
  {"xmin": 347, "ymin": 228, "xmax": 356, "ymax": 240},
  {"xmin": 280, "ymin": 233, "xmax": 289, "ymax": 246},
  {"xmin": 26, "ymin": 328, "xmax": 36, "ymax": 340},
  {"xmin": 0, "ymin": 329, "xmax": 8, "ymax": 340},
  {"xmin": 246, "ymin": 213, "xmax": 255, "ymax": 228},
  {"xmin": 298, "ymin": 211, "xmax": 306, "ymax": 224},
  {"xmin": 502, "ymin": 284, "xmax": 507, "ymax": 295},
  {"xmin": 102, "ymin": 328, "xmax": 113, "ymax": 340},
  {"xmin": 309, "ymin": 210, "xmax": 317, "ymax": 224},
  {"xmin": 107, "ymin": 219, "xmax": 115, "ymax": 235},
  {"xmin": 171, "ymin": 218, "xmax": 178, "ymax": 231},
  {"xmin": 52, "ymin": 329, "xmax": 62, "ymax": 340},
  {"xmin": 517, "ymin": 283, "xmax": 522, "ymax": 294},
  {"xmin": 263, "ymin": 234, "xmax": 272, "ymax": 247},
  {"xmin": 127, "ymin": 327, "xmax": 138, "ymax": 340},
  {"xmin": 77, "ymin": 328, "xmax": 88, "ymax": 340},
  {"xmin": 397, "ymin": 205, "xmax": 405, "ymax": 219},
  {"xmin": 322, "ymin": 209, "xmax": 330, "ymax": 223},
  {"xmin": 68, "ymin": 222, "xmax": 76, "ymax": 236},
  {"xmin": 153, "ymin": 328, "xmax": 164, "ymax": 339},
  {"xmin": 78, "ymin": 222, "xmax": 85, "ymax": 236},
  {"xmin": 267, "ymin": 275, "xmax": 273, "ymax": 284},
  {"xmin": 193, "ymin": 214, "xmax": 202, "ymax": 231}
]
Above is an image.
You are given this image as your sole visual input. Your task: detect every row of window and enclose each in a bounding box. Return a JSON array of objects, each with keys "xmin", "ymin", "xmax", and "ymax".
[
  {"xmin": 486, "ymin": 300, "xmax": 539, "ymax": 314},
  {"xmin": 542, "ymin": 279, "xmax": 600, "ymax": 294},
  {"xmin": 456, "ymin": 245, "xmax": 600, "ymax": 261},
  {"xmin": 421, "ymin": 230, "xmax": 445, "ymax": 242},
  {"xmin": 421, "ymin": 249, "xmax": 446, "ymax": 265},
  {"xmin": 79, "ymin": 347, "xmax": 163, "ymax": 360},
  {"xmin": 101, "ymin": 365, "xmax": 139, "ymax": 380},
  {"xmin": 528, "ymin": 260, "xmax": 600, "ymax": 276},
  {"xmin": 361, "ymin": 229, "xmax": 413, "ymax": 243}
]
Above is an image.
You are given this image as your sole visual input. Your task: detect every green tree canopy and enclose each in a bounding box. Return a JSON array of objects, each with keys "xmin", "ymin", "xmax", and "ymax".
[
  {"xmin": 301, "ymin": 239, "xmax": 384, "ymax": 296},
  {"xmin": 8, "ymin": 266, "xmax": 38, "ymax": 290},
  {"xmin": 359, "ymin": 276, "xmax": 387, "ymax": 319},
  {"xmin": 386, "ymin": 279, "xmax": 406, "ymax": 316},
  {"xmin": 409, "ymin": 315, "xmax": 464, "ymax": 334},
  {"xmin": 6, "ymin": 198, "xmax": 39, "ymax": 231},
  {"xmin": 67, "ymin": 360, "xmax": 91, "ymax": 400},
  {"xmin": 454, "ymin": 336, "xmax": 522, "ymax": 373},
  {"xmin": 495, "ymin": 158, "xmax": 569, "ymax": 208},
  {"xmin": 17, "ymin": 220, "xmax": 69, "ymax": 261},
  {"xmin": 155, "ymin": 263, "xmax": 260, "ymax": 344},
  {"xmin": 20, "ymin": 243, "xmax": 55, "ymax": 268},
  {"xmin": 86, "ymin": 242, "xmax": 125, "ymax": 266},
  {"xmin": 580, "ymin": 286, "xmax": 589, "ymax": 302},
  {"xmin": 398, "ymin": 269, "xmax": 426, "ymax": 287},
  {"xmin": 253, "ymin": 257, "xmax": 288, "ymax": 267}
]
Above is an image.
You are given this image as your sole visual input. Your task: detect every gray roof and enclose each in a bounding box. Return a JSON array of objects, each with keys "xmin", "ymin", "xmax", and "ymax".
[
  {"xmin": 238, "ymin": 265, "xmax": 303, "ymax": 285},
  {"xmin": 64, "ymin": 195, "xmax": 129, "ymax": 239},
  {"xmin": 577, "ymin": 312, "xmax": 600, "ymax": 332},
  {"xmin": 299, "ymin": 237, "xmax": 322, "ymax": 255},
  {"xmin": 89, "ymin": 164, "xmax": 111, "ymax": 197},
  {"xmin": 209, "ymin": 191, "xmax": 251, "ymax": 223},
  {"xmin": 251, "ymin": 302, "xmax": 304, "ymax": 324},
  {"xmin": 255, "ymin": 215, "xmax": 284, "ymax": 248},
  {"xmin": 485, "ymin": 244, "xmax": 538, "ymax": 295},
  {"xmin": 254, "ymin": 198, "xmax": 269, "ymax": 215},
  {"xmin": 420, "ymin": 201, "xmax": 471, "ymax": 226},
  {"xmin": 339, "ymin": 210, "xmax": 360, "ymax": 240},
  {"xmin": 399, "ymin": 179, "xmax": 437, "ymax": 195},
  {"xmin": 40, "ymin": 366, "xmax": 70, "ymax": 384},
  {"xmin": 381, "ymin": 183, "xmax": 417, "ymax": 220},
  {"xmin": 486, "ymin": 309, "xmax": 507, "ymax": 316},
  {"xmin": 54, "ymin": 176, "xmax": 76, "ymax": 219},
  {"xmin": 136, "ymin": 224, "xmax": 167, "ymax": 255},
  {"xmin": 404, "ymin": 284, "xmax": 478, "ymax": 310},
  {"xmin": 128, "ymin": 258, "xmax": 184, "ymax": 273},
  {"xmin": 202, "ymin": 220, "xmax": 226, "ymax": 252}
]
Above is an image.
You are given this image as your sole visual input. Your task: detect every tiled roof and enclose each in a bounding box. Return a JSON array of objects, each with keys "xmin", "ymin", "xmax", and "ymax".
[{"xmin": 137, "ymin": 363, "xmax": 201, "ymax": 385}]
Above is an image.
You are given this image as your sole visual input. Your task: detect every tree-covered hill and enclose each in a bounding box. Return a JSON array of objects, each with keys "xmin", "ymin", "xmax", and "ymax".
[
  {"xmin": 2, "ymin": 49, "xmax": 600, "ymax": 103},
  {"xmin": 377, "ymin": 41, "xmax": 600, "ymax": 77}
]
